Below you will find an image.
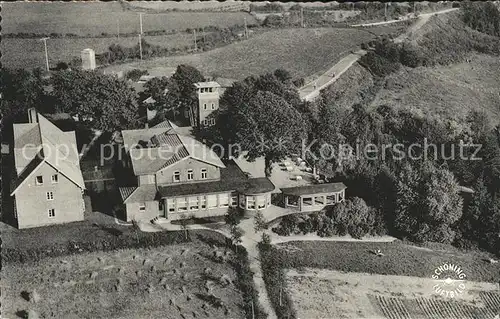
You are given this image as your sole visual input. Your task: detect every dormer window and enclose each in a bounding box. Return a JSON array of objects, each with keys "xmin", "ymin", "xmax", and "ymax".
[
  {"xmin": 36, "ymin": 176, "xmax": 43, "ymax": 185},
  {"xmin": 173, "ymin": 171, "xmax": 180, "ymax": 182}
]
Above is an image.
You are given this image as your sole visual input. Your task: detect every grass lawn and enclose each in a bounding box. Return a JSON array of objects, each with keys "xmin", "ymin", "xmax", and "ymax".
[
  {"xmin": 102, "ymin": 26, "xmax": 405, "ymax": 81},
  {"xmin": 2, "ymin": 231, "xmax": 247, "ymax": 319},
  {"xmin": 2, "ymin": 34, "xmax": 199, "ymax": 70},
  {"xmin": 274, "ymin": 240, "xmax": 499, "ymax": 283},
  {"xmin": 2, "ymin": 2, "xmax": 257, "ymax": 36}
]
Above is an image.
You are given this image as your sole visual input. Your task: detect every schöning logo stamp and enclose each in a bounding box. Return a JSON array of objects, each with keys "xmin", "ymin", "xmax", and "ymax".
[{"xmin": 431, "ymin": 263, "xmax": 467, "ymax": 298}]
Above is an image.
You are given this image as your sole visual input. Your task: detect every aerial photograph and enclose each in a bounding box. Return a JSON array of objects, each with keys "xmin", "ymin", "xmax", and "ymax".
[{"xmin": 1, "ymin": 1, "xmax": 499, "ymax": 318}]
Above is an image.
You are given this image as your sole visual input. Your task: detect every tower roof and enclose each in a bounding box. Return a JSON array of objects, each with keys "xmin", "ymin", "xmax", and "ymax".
[{"xmin": 194, "ymin": 81, "xmax": 221, "ymax": 89}]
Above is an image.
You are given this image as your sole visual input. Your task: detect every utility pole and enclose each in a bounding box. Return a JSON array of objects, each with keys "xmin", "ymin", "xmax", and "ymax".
[
  {"xmin": 138, "ymin": 33, "xmax": 143, "ymax": 60},
  {"xmin": 301, "ymin": 7, "xmax": 304, "ymax": 28},
  {"xmin": 139, "ymin": 12, "xmax": 144, "ymax": 35},
  {"xmin": 39, "ymin": 37, "xmax": 50, "ymax": 71},
  {"xmin": 244, "ymin": 17, "xmax": 248, "ymax": 39},
  {"xmin": 193, "ymin": 29, "xmax": 197, "ymax": 51}
]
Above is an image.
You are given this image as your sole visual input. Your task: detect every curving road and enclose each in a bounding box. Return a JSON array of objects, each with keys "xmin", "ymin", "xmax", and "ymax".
[{"xmin": 299, "ymin": 8, "xmax": 459, "ymax": 102}]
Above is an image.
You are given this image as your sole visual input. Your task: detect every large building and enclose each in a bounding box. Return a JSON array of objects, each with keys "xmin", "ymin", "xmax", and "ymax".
[
  {"xmin": 10, "ymin": 109, "xmax": 86, "ymax": 229},
  {"xmin": 119, "ymin": 120, "xmax": 276, "ymax": 222}
]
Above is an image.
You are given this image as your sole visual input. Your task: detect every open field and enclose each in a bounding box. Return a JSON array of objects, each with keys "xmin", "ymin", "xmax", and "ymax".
[
  {"xmin": 102, "ymin": 26, "xmax": 403, "ymax": 80},
  {"xmin": 2, "ymin": 234, "xmax": 245, "ymax": 318},
  {"xmin": 370, "ymin": 53, "xmax": 500, "ymax": 123},
  {"xmin": 2, "ymin": 2, "xmax": 257, "ymax": 36},
  {"xmin": 275, "ymin": 240, "xmax": 499, "ymax": 282},
  {"xmin": 286, "ymin": 268, "xmax": 499, "ymax": 319},
  {"xmin": 2, "ymin": 34, "xmax": 200, "ymax": 70}
]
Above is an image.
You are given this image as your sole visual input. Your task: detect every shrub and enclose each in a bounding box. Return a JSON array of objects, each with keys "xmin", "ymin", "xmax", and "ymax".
[{"xmin": 125, "ymin": 69, "xmax": 149, "ymax": 81}]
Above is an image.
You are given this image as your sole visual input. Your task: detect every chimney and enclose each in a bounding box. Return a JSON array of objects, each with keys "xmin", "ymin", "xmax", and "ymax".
[{"xmin": 28, "ymin": 108, "xmax": 38, "ymax": 124}]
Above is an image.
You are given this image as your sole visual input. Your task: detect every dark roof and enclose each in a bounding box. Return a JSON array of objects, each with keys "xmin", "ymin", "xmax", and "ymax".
[
  {"xmin": 280, "ymin": 182, "xmax": 347, "ymax": 196},
  {"xmin": 157, "ymin": 160, "xmax": 275, "ymax": 198},
  {"xmin": 120, "ymin": 184, "xmax": 159, "ymax": 203}
]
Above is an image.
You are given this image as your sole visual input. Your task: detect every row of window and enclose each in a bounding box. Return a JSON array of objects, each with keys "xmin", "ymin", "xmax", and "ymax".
[
  {"xmin": 36, "ymin": 174, "xmax": 58, "ymax": 185},
  {"xmin": 202, "ymin": 103, "xmax": 216, "ymax": 110},
  {"xmin": 203, "ymin": 119, "xmax": 216, "ymax": 126},
  {"xmin": 199, "ymin": 87, "xmax": 214, "ymax": 93},
  {"xmin": 162, "ymin": 193, "xmax": 239, "ymax": 213},
  {"xmin": 173, "ymin": 168, "xmax": 208, "ymax": 182}
]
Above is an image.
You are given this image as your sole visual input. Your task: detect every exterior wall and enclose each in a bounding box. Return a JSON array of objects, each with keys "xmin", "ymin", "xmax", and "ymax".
[
  {"xmin": 155, "ymin": 158, "xmax": 220, "ymax": 185},
  {"xmin": 125, "ymin": 200, "xmax": 161, "ymax": 222},
  {"xmin": 138, "ymin": 174, "xmax": 155, "ymax": 186},
  {"xmin": 162, "ymin": 191, "xmax": 236, "ymax": 221},
  {"xmin": 198, "ymin": 89, "xmax": 219, "ymax": 126},
  {"xmin": 14, "ymin": 162, "xmax": 85, "ymax": 229}
]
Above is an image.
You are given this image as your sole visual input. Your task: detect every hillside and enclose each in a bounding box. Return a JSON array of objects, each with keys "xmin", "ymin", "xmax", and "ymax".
[
  {"xmin": 370, "ymin": 54, "xmax": 500, "ymax": 122},
  {"xmin": 326, "ymin": 10, "xmax": 500, "ymax": 125},
  {"xmin": 102, "ymin": 26, "xmax": 403, "ymax": 80}
]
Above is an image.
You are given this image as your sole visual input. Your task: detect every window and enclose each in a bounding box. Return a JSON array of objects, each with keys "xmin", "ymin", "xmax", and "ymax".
[
  {"xmin": 48, "ymin": 209, "xmax": 55, "ymax": 218},
  {"xmin": 158, "ymin": 201, "xmax": 163, "ymax": 211},
  {"xmin": 247, "ymin": 196, "xmax": 256, "ymax": 210},
  {"xmin": 189, "ymin": 196, "xmax": 199, "ymax": 211},
  {"xmin": 257, "ymin": 195, "xmax": 266, "ymax": 209},
  {"xmin": 187, "ymin": 169, "xmax": 194, "ymax": 181},
  {"xmin": 51, "ymin": 174, "xmax": 58, "ymax": 183},
  {"xmin": 314, "ymin": 196, "xmax": 325, "ymax": 205},
  {"xmin": 167, "ymin": 198, "xmax": 176, "ymax": 212},
  {"xmin": 219, "ymin": 194, "xmax": 229, "ymax": 207},
  {"xmin": 200, "ymin": 196, "xmax": 207, "ymax": 209},
  {"xmin": 209, "ymin": 87, "xmax": 213, "ymax": 93},
  {"xmin": 46, "ymin": 191, "xmax": 54, "ymax": 200},
  {"xmin": 302, "ymin": 197, "xmax": 313, "ymax": 206},
  {"xmin": 36, "ymin": 176, "xmax": 43, "ymax": 185},
  {"xmin": 287, "ymin": 196, "xmax": 299, "ymax": 207},
  {"xmin": 201, "ymin": 168, "xmax": 208, "ymax": 180},
  {"xmin": 210, "ymin": 118, "xmax": 216, "ymax": 125},
  {"xmin": 139, "ymin": 203, "xmax": 146, "ymax": 211},
  {"xmin": 231, "ymin": 192, "xmax": 238, "ymax": 207},
  {"xmin": 211, "ymin": 103, "xmax": 215, "ymax": 110},
  {"xmin": 203, "ymin": 103, "xmax": 207, "ymax": 110},
  {"xmin": 207, "ymin": 195, "xmax": 217, "ymax": 209},
  {"xmin": 239, "ymin": 195, "xmax": 246, "ymax": 209},
  {"xmin": 203, "ymin": 119, "xmax": 208, "ymax": 126},
  {"xmin": 177, "ymin": 198, "xmax": 188, "ymax": 212},
  {"xmin": 326, "ymin": 195, "xmax": 336, "ymax": 205},
  {"xmin": 173, "ymin": 171, "xmax": 180, "ymax": 182}
]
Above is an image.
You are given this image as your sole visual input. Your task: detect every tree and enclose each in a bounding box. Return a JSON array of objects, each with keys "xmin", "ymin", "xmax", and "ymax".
[
  {"xmin": 126, "ymin": 69, "xmax": 148, "ymax": 82},
  {"xmin": 225, "ymin": 207, "xmax": 242, "ymax": 226},
  {"xmin": 394, "ymin": 161, "xmax": 463, "ymax": 244},
  {"xmin": 179, "ymin": 214, "xmax": 191, "ymax": 241},
  {"xmin": 229, "ymin": 91, "xmax": 307, "ymax": 176},
  {"xmin": 327, "ymin": 197, "xmax": 375, "ymax": 239},
  {"xmin": 274, "ymin": 69, "xmax": 292, "ymax": 83},
  {"xmin": 51, "ymin": 70, "xmax": 140, "ymax": 132},
  {"xmin": 1, "ymin": 68, "xmax": 47, "ymax": 141},
  {"xmin": 230, "ymin": 226, "xmax": 244, "ymax": 252},
  {"xmin": 254, "ymin": 210, "xmax": 268, "ymax": 232}
]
